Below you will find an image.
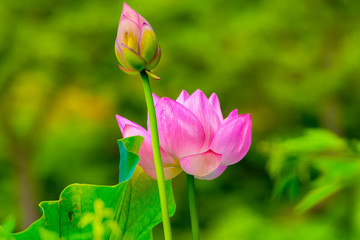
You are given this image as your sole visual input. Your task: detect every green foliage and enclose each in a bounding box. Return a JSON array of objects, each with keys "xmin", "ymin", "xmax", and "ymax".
[
  {"xmin": 9, "ymin": 136, "xmax": 175, "ymax": 240},
  {"xmin": 262, "ymin": 129, "xmax": 360, "ymax": 212}
]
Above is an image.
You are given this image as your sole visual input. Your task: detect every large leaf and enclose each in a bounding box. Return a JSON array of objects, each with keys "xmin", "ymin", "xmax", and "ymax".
[{"xmin": 10, "ymin": 136, "xmax": 175, "ymax": 240}]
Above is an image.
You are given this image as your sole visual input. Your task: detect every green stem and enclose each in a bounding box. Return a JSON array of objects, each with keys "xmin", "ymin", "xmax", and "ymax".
[
  {"xmin": 187, "ymin": 174, "xmax": 200, "ymax": 240},
  {"xmin": 140, "ymin": 70, "xmax": 173, "ymax": 240}
]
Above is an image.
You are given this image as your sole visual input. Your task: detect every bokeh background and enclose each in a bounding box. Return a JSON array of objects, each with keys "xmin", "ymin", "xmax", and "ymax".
[{"xmin": 1, "ymin": 0, "xmax": 360, "ymax": 239}]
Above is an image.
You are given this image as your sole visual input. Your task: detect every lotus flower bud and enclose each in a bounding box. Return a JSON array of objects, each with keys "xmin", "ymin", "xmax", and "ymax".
[{"xmin": 115, "ymin": 2, "xmax": 161, "ymax": 75}]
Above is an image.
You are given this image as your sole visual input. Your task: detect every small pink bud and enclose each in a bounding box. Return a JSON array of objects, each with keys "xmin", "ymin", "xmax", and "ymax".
[{"xmin": 115, "ymin": 2, "xmax": 161, "ymax": 75}]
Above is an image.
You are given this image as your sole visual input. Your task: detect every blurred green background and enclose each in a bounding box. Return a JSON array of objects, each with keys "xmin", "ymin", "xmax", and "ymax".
[{"xmin": 1, "ymin": 0, "xmax": 360, "ymax": 239}]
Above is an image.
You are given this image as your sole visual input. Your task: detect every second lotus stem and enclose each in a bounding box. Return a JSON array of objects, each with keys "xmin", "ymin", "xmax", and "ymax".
[{"xmin": 187, "ymin": 174, "xmax": 200, "ymax": 240}]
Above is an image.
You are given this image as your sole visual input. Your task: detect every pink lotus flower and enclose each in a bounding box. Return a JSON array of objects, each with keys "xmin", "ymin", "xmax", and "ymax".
[
  {"xmin": 115, "ymin": 2, "xmax": 161, "ymax": 75},
  {"xmin": 116, "ymin": 90, "xmax": 252, "ymax": 180}
]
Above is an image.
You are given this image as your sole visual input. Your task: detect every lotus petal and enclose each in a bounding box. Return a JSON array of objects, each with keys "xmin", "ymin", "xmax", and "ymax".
[
  {"xmin": 209, "ymin": 114, "xmax": 252, "ymax": 165},
  {"xmin": 183, "ymin": 90, "xmax": 222, "ymax": 150},
  {"xmin": 122, "ymin": 44, "xmax": 146, "ymax": 71},
  {"xmin": 180, "ymin": 150, "xmax": 222, "ymax": 177},
  {"xmin": 155, "ymin": 97, "xmax": 205, "ymax": 159},
  {"xmin": 196, "ymin": 165, "xmax": 227, "ymax": 180},
  {"xmin": 139, "ymin": 23, "xmax": 158, "ymax": 62},
  {"xmin": 143, "ymin": 166, "xmax": 183, "ymax": 180}
]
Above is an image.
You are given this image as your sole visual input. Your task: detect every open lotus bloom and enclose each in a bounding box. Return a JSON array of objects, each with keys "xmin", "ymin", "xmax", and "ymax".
[
  {"xmin": 115, "ymin": 2, "xmax": 161, "ymax": 75},
  {"xmin": 117, "ymin": 90, "xmax": 252, "ymax": 180}
]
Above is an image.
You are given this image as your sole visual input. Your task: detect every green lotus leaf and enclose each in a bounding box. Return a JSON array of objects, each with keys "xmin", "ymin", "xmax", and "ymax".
[{"xmin": 11, "ymin": 136, "xmax": 175, "ymax": 240}]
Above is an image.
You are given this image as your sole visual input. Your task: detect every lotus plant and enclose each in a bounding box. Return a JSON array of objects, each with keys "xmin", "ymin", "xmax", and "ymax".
[
  {"xmin": 117, "ymin": 89, "xmax": 252, "ymax": 180},
  {"xmin": 115, "ymin": 3, "xmax": 253, "ymax": 240},
  {"xmin": 115, "ymin": 2, "xmax": 161, "ymax": 77}
]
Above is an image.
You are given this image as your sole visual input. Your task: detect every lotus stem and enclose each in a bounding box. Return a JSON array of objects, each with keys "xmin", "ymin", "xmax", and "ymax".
[
  {"xmin": 140, "ymin": 70, "xmax": 173, "ymax": 240},
  {"xmin": 187, "ymin": 174, "xmax": 200, "ymax": 240}
]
